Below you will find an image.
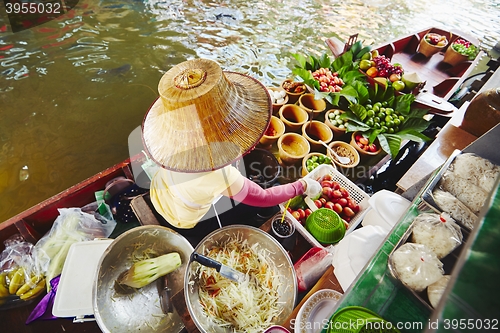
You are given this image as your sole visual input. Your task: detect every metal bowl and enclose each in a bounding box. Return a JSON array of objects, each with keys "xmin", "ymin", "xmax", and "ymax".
[
  {"xmin": 93, "ymin": 225, "xmax": 194, "ymax": 333},
  {"xmin": 185, "ymin": 225, "xmax": 297, "ymax": 333}
]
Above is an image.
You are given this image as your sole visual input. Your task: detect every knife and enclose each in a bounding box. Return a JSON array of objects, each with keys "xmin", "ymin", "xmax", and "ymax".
[{"xmin": 191, "ymin": 252, "xmax": 245, "ymax": 283}]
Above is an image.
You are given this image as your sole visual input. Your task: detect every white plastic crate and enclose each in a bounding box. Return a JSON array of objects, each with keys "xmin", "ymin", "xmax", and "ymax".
[{"xmin": 279, "ymin": 164, "xmax": 370, "ymax": 248}]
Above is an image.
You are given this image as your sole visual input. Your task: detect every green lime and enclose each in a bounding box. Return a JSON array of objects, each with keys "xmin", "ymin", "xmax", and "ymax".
[
  {"xmin": 388, "ymin": 128, "xmax": 395, "ymax": 133},
  {"xmin": 317, "ymin": 155, "xmax": 325, "ymax": 163},
  {"xmin": 324, "ymin": 156, "xmax": 332, "ymax": 164},
  {"xmin": 372, "ymin": 105, "xmax": 380, "ymax": 113},
  {"xmin": 374, "ymin": 116, "xmax": 380, "ymax": 123},
  {"xmin": 385, "ymin": 115, "xmax": 392, "ymax": 123},
  {"xmin": 386, "ymin": 120, "xmax": 394, "ymax": 127},
  {"xmin": 374, "ymin": 102, "xmax": 382, "ymax": 108},
  {"xmin": 393, "ymin": 118, "xmax": 401, "ymax": 126},
  {"xmin": 311, "ymin": 155, "xmax": 318, "ymax": 162},
  {"xmin": 386, "ymin": 108, "xmax": 394, "ymax": 115},
  {"xmin": 367, "ymin": 110, "xmax": 375, "ymax": 117},
  {"xmin": 374, "ymin": 123, "xmax": 381, "ymax": 129},
  {"xmin": 365, "ymin": 104, "xmax": 373, "ymax": 110},
  {"xmin": 399, "ymin": 115, "xmax": 405, "ymax": 122},
  {"xmin": 366, "ymin": 119, "xmax": 374, "ymax": 127}
]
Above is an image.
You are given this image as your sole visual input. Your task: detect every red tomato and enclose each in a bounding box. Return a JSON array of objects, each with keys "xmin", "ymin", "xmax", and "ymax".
[
  {"xmin": 319, "ymin": 197, "xmax": 327, "ymax": 205},
  {"xmin": 297, "ymin": 208, "xmax": 306, "ymax": 219},
  {"xmin": 287, "ymin": 207, "xmax": 292, "ymax": 213},
  {"xmin": 321, "ymin": 180, "xmax": 333, "ymax": 188},
  {"xmin": 321, "ymin": 174, "xmax": 333, "ymax": 181},
  {"xmin": 340, "ymin": 188, "xmax": 349, "ymax": 198},
  {"xmin": 322, "ymin": 187, "xmax": 333, "ymax": 198},
  {"xmin": 343, "ymin": 207, "xmax": 356, "ymax": 217},
  {"xmin": 333, "ymin": 203, "xmax": 343, "ymax": 214},
  {"xmin": 291, "ymin": 211, "xmax": 301, "ymax": 220},
  {"xmin": 337, "ymin": 198, "xmax": 348, "ymax": 207},
  {"xmin": 332, "ymin": 190, "xmax": 342, "ymax": 199},
  {"xmin": 305, "ymin": 209, "xmax": 313, "ymax": 217},
  {"xmin": 324, "ymin": 201, "xmax": 335, "ymax": 210},
  {"xmin": 314, "ymin": 200, "xmax": 323, "ymax": 208},
  {"xmin": 331, "ymin": 182, "xmax": 341, "ymax": 190}
]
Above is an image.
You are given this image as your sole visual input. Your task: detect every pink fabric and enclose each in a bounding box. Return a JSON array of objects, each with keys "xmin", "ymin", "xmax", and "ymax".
[{"xmin": 231, "ymin": 177, "xmax": 305, "ymax": 207}]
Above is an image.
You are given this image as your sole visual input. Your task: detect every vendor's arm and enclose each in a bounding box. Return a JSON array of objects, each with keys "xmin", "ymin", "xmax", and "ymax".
[{"xmin": 222, "ymin": 175, "xmax": 320, "ymax": 207}]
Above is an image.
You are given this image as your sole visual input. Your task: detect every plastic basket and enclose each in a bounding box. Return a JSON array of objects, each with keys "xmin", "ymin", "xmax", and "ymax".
[
  {"xmin": 280, "ymin": 164, "xmax": 370, "ymax": 248},
  {"xmin": 305, "ymin": 208, "xmax": 345, "ymax": 244},
  {"xmin": 327, "ymin": 306, "xmax": 400, "ymax": 333}
]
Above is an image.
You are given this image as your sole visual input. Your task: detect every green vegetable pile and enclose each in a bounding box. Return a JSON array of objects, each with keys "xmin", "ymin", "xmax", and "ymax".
[{"xmin": 305, "ymin": 154, "xmax": 332, "ymax": 173}]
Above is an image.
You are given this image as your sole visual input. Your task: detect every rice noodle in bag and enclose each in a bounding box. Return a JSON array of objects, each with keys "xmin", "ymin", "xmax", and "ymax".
[
  {"xmin": 428, "ymin": 275, "xmax": 450, "ymax": 308},
  {"xmin": 432, "ymin": 189, "xmax": 477, "ymax": 230},
  {"xmin": 439, "ymin": 172, "xmax": 488, "ymax": 214},
  {"xmin": 411, "ymin": 212, "xmax": 463, "ymax": 259},
  {"xmin": 390, "ymin": 243, "xmax": 444, "ymax": 292},
  {"xmin": 448, "ymin": 153, "xmax": 500, "ymax": 193}
]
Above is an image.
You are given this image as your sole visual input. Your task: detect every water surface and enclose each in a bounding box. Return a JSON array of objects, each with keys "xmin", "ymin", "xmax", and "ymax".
[{"xmin": 1, "ymin": 0, "xmax": 499, "ymax": 222}]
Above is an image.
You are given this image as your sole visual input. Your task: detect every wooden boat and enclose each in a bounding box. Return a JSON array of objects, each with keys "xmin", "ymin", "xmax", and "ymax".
[{"xmin": 325, "ymin": 27, "xmax": 484, "ymax": 115}]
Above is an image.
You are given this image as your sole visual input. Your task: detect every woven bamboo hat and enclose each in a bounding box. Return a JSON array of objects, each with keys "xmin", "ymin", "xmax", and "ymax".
[{"xmin": 142, "ymin": 58, "xmax": 272, "ymax": 172}]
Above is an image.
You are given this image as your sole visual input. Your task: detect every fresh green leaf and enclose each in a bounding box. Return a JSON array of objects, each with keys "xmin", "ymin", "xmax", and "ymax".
[
  {"xmin": 393, "ymin": 93, "xmax": 415, "ymax": 116},
  {"xmin": 349, "ymin": 103, "xmax": 368, "ymax": 121},
  {"xmin": 378, "ymin": 133, "xmax": 402, "ymax": 160},
  {"xmin": 292, "ymin": 53, "xmax": 308, "ymax": 69},
  {"xmin": 319, "ymin": 53, "xmax": 332, "ymax": 69},
  {"xmin": 346, "ymin": 121, "xmax": 371, "ymax": 133},
  {"xmin": 396, "ymin": 129, "xmax": 432, "ymax": 142},
  {"xmin": 332, "ymin": 51, "xmax": 353, "ymax": 72}
]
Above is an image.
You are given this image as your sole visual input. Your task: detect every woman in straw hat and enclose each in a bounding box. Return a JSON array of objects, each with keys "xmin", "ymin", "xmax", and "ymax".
[{"xmin": 142, "ymin": 58, "xmax": 320, "ymax": 235}]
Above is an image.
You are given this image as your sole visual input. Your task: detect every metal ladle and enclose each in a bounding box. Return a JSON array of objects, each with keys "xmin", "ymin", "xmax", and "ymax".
[{"xmin": 318, "ymin": 140, "xmax": 351, "ymax": 165}]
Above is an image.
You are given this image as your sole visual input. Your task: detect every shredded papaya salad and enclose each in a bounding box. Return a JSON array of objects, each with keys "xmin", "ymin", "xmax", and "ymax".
[{"xmin": 194, "ymin": 237, "xmax": 283, "ymax": 332}]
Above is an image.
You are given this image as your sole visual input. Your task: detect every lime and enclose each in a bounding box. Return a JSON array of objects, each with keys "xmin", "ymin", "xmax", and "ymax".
[
  {"xmin": 372, "ymin": 105, "xmax": 380, "ymax": 113},
  {"xmin": 393, "ymin": 118, "xmax": 401, "ymax": 126},
  {"xmin": 367, "ymin": 110, "xmax": 375, "ymax": 117},
  {"xmin": 374, "ymin": 123, "xmax": 381, "ymax": 129},
  {"xmin": 317, "ymin": 155, "xmax": 325, "ymax": 163},
  {"xmin": 324, "ymin": 156, "xmax": 332, "ymax": 164},
  {"xmin": 386, "ymin": 120, "xmax": 394, "ymax": 127},
  {"xmin": 386, "ymin": 108, "xmax": 394, "ymax": 115},
  {"xmin": 385, "ymin": 115, "xmax": 392, "ymax": 123},
  {"xmin": 374, "ymin": 102, "xmax": 382, "ymax": 108}
]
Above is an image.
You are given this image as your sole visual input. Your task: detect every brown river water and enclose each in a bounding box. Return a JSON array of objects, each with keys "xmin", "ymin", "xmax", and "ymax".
[{"xmin": 0, "ymin": 0, "xmax": 499, "ymax": 222}]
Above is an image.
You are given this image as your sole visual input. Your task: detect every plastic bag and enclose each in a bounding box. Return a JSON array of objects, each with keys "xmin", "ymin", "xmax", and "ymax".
[
  {"xmin": 432, "ymin": 189, "xmax": 477, "ymax": 230},
  {"xmin": 390, "ymin": 243, "xmax": 444, "ymax": 292},
  {"xmin": 411, "ymin": 212, "xmax": 463, "ymax": 259},
  {"xmin": 0, "ymin": 235, "xmax": 44, "ymax": 308},
  {"xmin": 427, "ymin": 275, "xmax": 450, "ymax": 308},
  {"xmin": 33, "ymin": 207, "xmax": 116, "ymax": 292}
]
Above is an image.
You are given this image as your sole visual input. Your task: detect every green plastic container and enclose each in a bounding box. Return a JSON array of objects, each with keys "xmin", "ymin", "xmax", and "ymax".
[
  {"xmin": 327, "ymin": 306, "xmax": 401, "ymax": 333},
  {"xmin": 305, "ymin": 208, "xmax": 345, "ymax": 244}
]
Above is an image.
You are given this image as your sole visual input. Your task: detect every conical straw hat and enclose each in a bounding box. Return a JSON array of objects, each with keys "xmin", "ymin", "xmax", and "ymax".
[{"xmin": 142, "ymin": 58, "xmax": 272, "ymax": 172}]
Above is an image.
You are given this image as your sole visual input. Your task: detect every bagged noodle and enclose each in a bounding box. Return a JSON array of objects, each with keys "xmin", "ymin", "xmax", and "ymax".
[
  {"xmin": 390, "ymin": 243, "xmax": 444, "ymax": 292},
  {"xmin": 411, "ymin": 212, "xmax": 463, "ymax": 259},
  {"xmin": 439, "ymin": 173, "xmax": 488, "ymax": 214},
  {"xmin": 448, "ymin": 153, "xmax": 500, "ymax": 193},
  {"xmin": 432, "ymin": 189, "xmax": 477, "ymax": 230},
  {"xmin": 427, "ymin": 275, "xmax": 451, "ymax": 308}
]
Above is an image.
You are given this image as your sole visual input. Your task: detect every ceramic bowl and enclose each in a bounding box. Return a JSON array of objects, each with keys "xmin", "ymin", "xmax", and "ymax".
[
  {"xmin": 267, "ymin": 87, "xmax": 289, "ymax": 115},
  {"xmin": 298, "ymin": 93, "xmax": 327, "ymax": 119},
  {"xmin": 350, "ymin": 131, "xmax": 382, "ymax": 157},
  {"xmin": 301, "ymin": 120, "xmax": 333, "ymax": 153},
  {"xmin": 327, "ymin": 141, "xmax": 360, "ymax": 169},
  {"xmin": 281, "ymin": 79, "xmax": 306, "ymax": 104},
  {"xmin": 259, "ymin": 116, "xmax": 286, "ymax": 148},
  {"xmin": 277, "ymin": 132, "xmax": 310, "ymax": 165},
  {"xmin": 279, "ymin": 104, "xmax": 309, "ymax": 133}
]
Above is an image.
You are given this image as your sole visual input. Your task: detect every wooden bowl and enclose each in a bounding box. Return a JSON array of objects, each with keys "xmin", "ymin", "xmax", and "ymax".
[
  {"xmin": 301, "ymin": 152, "xmax": 335, "ymax": 177},
  {"xmin": 327, "ymin": 141, "xmax": 360, "ymax": 169},
  {"xmin": 279, "ymin": 104, "xmax": 309, "ymax": 133},
  {"xmin": 277, "ymin": 132, "xmax": 310, "ymax": 165},
  {"xmin": 298, "ymin": 93, "xmax": 327, "ymax": 119},
  {"xmin": 301, "ymin": 120, "xmax": 333, "ymax": 153},
  {"xmin": 267, "ymin": 87, "xmax": 289, "ymax": 115},
  {"xmin": 281, "ymin": 79, "xmax": 306, "ymax": 104},
  {"xmin": 350, "ymin": 131, "xmax": 382, "ymax": 157},
  {"xmin": 259, "ymin": 116, "xmax": 285, "ymax": 149},
  {"xmin": 418, "ymin": 33, "xmax": 448, "ymax": 57},
  {"xmin": 324, "ymin": 109, "xmax": 348, "ymax": 139}
]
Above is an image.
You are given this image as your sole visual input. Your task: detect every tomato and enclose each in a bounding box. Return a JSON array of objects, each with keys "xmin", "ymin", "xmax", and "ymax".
[
  {"xmin": 305, "ymin": 209, "xmax": 313, "ymax": 218},
  {"xmin": 321, "ymin": 174, "xmax": 333, "ymax": 181},
  {"xmin": 337, "ymin": 198, "xmax": 348, "ymax": 207},
  {"xmin": 332, "ymin": 190, "xmax": 342, "ymax": 199},
  {"xmin": 331, "ymin": 182, "xmax": 341, "ymax": 190},
  {"xmin": 319, "ymin": 197, "xmax": 327, "ymax": 205},
  {"xmin": 333, "ymin": 203, "xmax": 343, "ymax": 214},
  {"xmin": 343, "ymin": 207, "xmax": 356, "ymax": 218},
  {"xmin": 287, "ymin": 207, "xmax": 292, "ymax": 213},
  {"xmin": 321, "ymin": 180, "xmax": 333, "ymax": 188},
  {"xmin": 291, "ymin": 211, "xmax": 301, "ymax": 220},
  {"xmin": 324, "ymin": 201, "xmax": 335, "ymax": 210},
  {"xmin": 322, "ymin": 187, "xmax": 333, "ymax": 198},
  {"xmin": 297, "ymin": 208, "xmax": 306, "ymax": 219},
  {"xmin": 339, "ymin": 188, "xmax": 349, "ymax": 198},
  {"xmin": 314, "ymin": 200, "xmax": 323, "ymax": 208}
]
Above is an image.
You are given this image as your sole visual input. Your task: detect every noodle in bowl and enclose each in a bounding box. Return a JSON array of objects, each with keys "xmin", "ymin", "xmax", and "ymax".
[{"xmin": 185, "ymin": 225, "xmax": 297, "ymax": 333}]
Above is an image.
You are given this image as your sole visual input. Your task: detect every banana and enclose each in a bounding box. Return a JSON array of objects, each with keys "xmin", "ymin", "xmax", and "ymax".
[
  {"xmin": 0, "ymin": 273, "xmax": 9, "ymax": 297},
  {"xmin": 19, "ymin": 279, "xmax": 46, "ymax": 300},
  {"xmin": 16, "ymin": 274, "xmax": 43, "ymax": 296},
  {"xmin": 8, "ymin": 268, "xmax": 25, "ymax": 295}
]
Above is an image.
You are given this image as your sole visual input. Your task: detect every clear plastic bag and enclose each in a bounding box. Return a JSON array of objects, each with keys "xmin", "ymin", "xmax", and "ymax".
[
  {"xmin": 390, "ymin": 242, "xmax": 444, "ymax": 292},
  {"xmin": 427, "ymin": 275, "xmax": 450, "ymax": 308},
  {"xmin": 411, "ymin": 212, "xmax": 463, "ymax": 259},
  {"xmin": 33, "ymin": 207, "xmax": 116, "ymax": 291}
]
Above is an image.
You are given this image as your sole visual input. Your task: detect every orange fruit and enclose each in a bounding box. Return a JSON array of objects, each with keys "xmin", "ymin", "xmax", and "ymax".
[{"xmin": 366, "ymin": 67, "xmax": 378, "ymax": 78}]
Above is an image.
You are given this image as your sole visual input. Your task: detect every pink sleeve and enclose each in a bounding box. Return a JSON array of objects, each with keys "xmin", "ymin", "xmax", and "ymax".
[{"xmin": 230, "ymin": 177, "xmax": 305, "ymax": 207}]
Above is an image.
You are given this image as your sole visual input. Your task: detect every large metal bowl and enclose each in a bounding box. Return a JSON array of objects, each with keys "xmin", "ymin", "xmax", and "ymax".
[
  {"xmin": 185, "ymin": 225, "xmax": 297, "ymax": 332},
  {"xmin": 93, "ymin": 225, "xmax": 194, "ymax": 333}
]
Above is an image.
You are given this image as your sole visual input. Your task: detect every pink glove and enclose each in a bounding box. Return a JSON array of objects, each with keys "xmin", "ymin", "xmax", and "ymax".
[{"xmin": 231, "ymin": 178, "xmax": 305, "ymax": 207}]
